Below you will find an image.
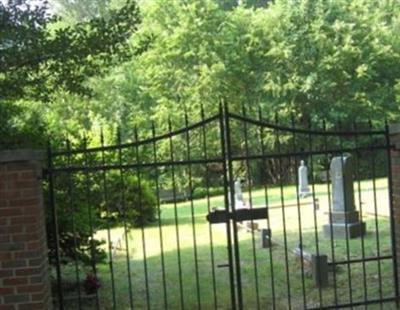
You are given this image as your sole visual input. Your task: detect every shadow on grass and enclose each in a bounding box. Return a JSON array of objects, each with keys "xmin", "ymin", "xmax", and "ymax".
[
  {"xmin": 57, "ymin": 218, "xmax": 397, "ymax": 310},
  {"xmin": 158, "ymin": 216, "xmax": 202, "ymax": 227}
]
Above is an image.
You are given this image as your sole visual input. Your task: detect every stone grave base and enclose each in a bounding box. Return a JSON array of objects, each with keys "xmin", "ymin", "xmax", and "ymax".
[
  {"xmin": 323, "ymin": 221, "xmax": 366, "ymax": 239},
  {"xmin": 330, "ymin": 210, "xmax": 360, "ymax": 223}
]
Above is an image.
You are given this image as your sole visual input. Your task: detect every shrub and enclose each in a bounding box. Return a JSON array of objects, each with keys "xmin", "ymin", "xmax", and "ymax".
[
  {"xmin": 46, "ymin": 169, "xmax": 157, "ymax": 267},
  {"xmin": 192, "ymin": 186, "xmax": 225, "ymax": 200},
  {"xmin": 105, "ymin": 172, "xmax": 158, "ymax": 227}
]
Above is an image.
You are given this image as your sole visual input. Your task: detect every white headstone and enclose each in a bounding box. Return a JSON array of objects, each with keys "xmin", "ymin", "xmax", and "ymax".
[
  {"xmin": 322, "ymin": 154, "xmax": 365, "ymax": 238},
  {"xmin": 330, "ymin": 155, "xmax": 355, "ymax": 213},
  {"xmin": 234, "ymin": 179, "xmax": 246, "ymax": 209},
  {"xmin": 298, "ymin": 160, "xmax": 311, "ymax": 198}
]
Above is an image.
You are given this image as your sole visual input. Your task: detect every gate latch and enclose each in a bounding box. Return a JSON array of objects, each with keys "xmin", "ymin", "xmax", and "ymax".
[{"xmin": 206, "ymin": 207, "xmax": 268, "ymax": 224}]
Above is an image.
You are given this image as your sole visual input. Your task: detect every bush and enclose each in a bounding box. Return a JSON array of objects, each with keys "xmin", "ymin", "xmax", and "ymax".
[
  {"xmin": 45, "ymin": 175, "xmax": 107, "ymax": 267},
  {"xmin": 192, "ymin": 186, "xmax": 225, "ymax": 200},
  {"xmin": 106, "ymin": 172, "xmax": 158, "ymax": 227},
  {"xmin": 46, "ymin": 169, "xmax": 158, "ymax": 267}
]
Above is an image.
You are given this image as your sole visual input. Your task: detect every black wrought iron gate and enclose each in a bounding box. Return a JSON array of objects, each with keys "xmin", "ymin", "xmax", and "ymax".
[{"xmin": 47, "ymin": 104, "xmax": 399, "ymax": 309}]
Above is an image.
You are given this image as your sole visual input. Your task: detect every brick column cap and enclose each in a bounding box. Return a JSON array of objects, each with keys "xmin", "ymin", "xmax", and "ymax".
[{"xmin": 0, "ymin": 149, "xmax": 45, "ymax": 164}]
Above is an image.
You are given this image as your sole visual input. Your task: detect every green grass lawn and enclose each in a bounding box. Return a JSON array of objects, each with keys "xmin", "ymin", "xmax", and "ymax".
[{"xmin": 57, "ymin": 178, "xmax": 398, "ymax": 309}]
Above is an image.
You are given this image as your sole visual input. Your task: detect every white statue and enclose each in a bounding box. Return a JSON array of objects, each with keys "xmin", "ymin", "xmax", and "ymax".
[{"xmin": 298, "ymin": 160, "xmax": 311, "ymax": 198}]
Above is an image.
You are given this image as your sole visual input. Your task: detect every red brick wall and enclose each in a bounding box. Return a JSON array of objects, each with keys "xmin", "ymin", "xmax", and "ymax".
[{"xmin": 0, "ymin": 151, "xmax": 51, "ymax": 310}]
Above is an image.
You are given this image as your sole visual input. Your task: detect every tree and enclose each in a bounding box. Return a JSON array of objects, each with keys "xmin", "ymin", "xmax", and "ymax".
[
  {"xmin": 0, "ymin": 0, "xmax": 146, "ymax": 270},
  {"xmin": 47, "ymin": 166, "xmax": 157, "ymax": 267},
  {"xmin": 0, "ymin": 0, "xmax": 141, "ymax": 102},
  {"xmin": 0, "ymin": 101, "xmax": 47, "ymax": 149},
  {"xmin": 51, "ymin": 0, "xmax": 112, "ymax": 22},
  {"xmin": 90, "ymin": 0, "xmax": 400, "ymax": 130},
  {"xmin": 260, "ymin": 0, "xmax": 400, "ymax": 125},
  {"xmin": 79, "ymin": 0, "xmax": 400, "ymax": 189}
]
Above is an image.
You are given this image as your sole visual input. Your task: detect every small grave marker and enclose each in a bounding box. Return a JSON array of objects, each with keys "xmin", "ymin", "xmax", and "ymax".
[
  {"xmin": 298, "ymin": 160, "xmax": 311, "ymax": 198},
  {"xmin": 293, "ymin": 245, "xmax": 329, "ymax": 288},
  {"xmin": 260, "ymin": 228, "xmax": 272, "ymax": 248}
]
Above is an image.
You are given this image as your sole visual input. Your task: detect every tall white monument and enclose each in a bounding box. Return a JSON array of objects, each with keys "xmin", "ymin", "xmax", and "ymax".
[
  {"xmin": 322, "ymin": 155, "xmax": 365, "ymax": 238},
  {"xmin": 298, "ymin": 160, "xmax": 311, "ymax": 198},
  {"xmin": 234, "ymin": 179, "xmax": 246, "ymax": 209}
]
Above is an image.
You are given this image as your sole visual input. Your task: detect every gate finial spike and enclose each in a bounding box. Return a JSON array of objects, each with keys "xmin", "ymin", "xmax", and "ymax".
[
  {"xmin": 322, "ymin": 119, "xmax": 327, "ymax": 131},
  {"xmin": 183, "ymin": 103, "xmax": 189, "ymax": 122},
  {"xmin": 339, "ymin": 120, "xmax": 344, "ymax": 132},
  {"xmin": 66, "ymin": 138, "xmax": 71, "ymax": 152},
  {"xmin": 83, "ymin": 133, "xmax": 88, "ymax": 150},
  {"xmin": 224, "ymin": 99, "xmax": 229, "ymax": 113},
  {"xmin": 64, "ymin": 133, "xmax": 69, "ymax": 150},
  {"xmin": 184, "ymin": 108, "xmax": 189, "ymax": 126},
  {"xmin": 368, "ymin": 119, "xmax": 372, "ymax": 129},
  {"xmin": 116, "ymin": 127, "xmax": 122, "ymax": 144},
  {"xmin": 134, "ymin": 125, "xmax": 139, "ymax": 142},
  {"xmin": 290, "ymin": 113, "xmax": 295, "ymax": 128},
  {"xmin": 46, "ymin": 139, "xmax": 52, "ymax": 161},
  {"xmin": 100, "ymin": 128, "xmax": 104, "ymax": 146},
  {"xmin": 307, "ymin": 115, "xmax": 312, "ymax": 129},
  {"xmin": 168, "ymin": 116, "xmax": 173, "ymax": 132}
]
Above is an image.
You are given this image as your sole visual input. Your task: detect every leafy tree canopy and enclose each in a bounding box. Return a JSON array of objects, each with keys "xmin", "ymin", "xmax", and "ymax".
[
  {"xmin": 2, "ymin": 0, "xmax": 400, "ymax": 147},
  {"xmin": 0, "ymin": 0, "xmax": 141, "ymax": 102},
  {"xmin": 88, "ymin": 0, "xmax": 400, "ymax": 134}
]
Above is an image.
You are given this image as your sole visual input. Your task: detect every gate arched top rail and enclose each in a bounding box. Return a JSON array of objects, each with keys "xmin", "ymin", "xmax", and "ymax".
[
  {"xmin": 228, "ymin": 112, "xmax": 387, "ymax": 137},
  {"xmin": 52, "ymin": 113, "xmax": 221, "ymax": 157},
  {"xmin": 51, "ymin": 109, "xmax": 388, "ymax": 158}
]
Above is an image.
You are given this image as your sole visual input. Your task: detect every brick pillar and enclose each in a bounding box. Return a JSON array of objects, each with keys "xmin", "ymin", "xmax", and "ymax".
[
  {"xmin": 0, "ymin": 150, "xmax": 52, "ymax": 310},
  {"xmin": 390, "ymin": 124, "xmax": 400, "ymax": 292}
]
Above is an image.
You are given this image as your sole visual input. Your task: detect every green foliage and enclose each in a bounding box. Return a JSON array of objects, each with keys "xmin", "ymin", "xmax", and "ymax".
[
  {"xmin": 46, "ymin": 173, "xmax": 107, "ymax": 266},
  {"xmin": 3, "ymin": 0, "xmax": 400, "ymax": 146},
  {"xmin": 90, "ymin": 0, "xmax": 400, "ymax": 132},
  {"xmin": 0, "ymin": 101, "xmax": 47, "ymax": 149},
  {"xmin": 0, "ymin": 0, "xmax": 144, "ymax": 149},
  {"xmin": 46, "ymin": 164, "xmax": 158, "ymax": 267},
  {"xmin": 106, "ymin": 172, "xmax": 158, "ymax": 227},
  {"xmin": 51, "ymin": 0, "xmax": 113, "ymax": 22},
  {"xmin": 0, "ymin": 0, "xmax": 141, "ymax": 102},
  {"xmin": 81, "ymin": 0, "xmax": 400, "ymax": 187},
  {"xmin": 192, "ymin": 186, "xmax": 225, "ymax": 200},
  {"xmin": 260, "ymin": 0, "xmax": 400, "ymax": 125},
  {"xmin": 0, "ymin": 0, "xmax": 150, "ymax": 270}
]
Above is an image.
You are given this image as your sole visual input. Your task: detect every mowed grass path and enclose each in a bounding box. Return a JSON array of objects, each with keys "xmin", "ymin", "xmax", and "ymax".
[{"xmin": 60, "ymin": 178, "xmax": 397, "ymax": 309}]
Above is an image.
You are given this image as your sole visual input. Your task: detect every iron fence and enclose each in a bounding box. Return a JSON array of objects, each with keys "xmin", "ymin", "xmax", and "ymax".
[{"xmin": 46, "ymin": 103, "xmax": 399, "ymax": 309}]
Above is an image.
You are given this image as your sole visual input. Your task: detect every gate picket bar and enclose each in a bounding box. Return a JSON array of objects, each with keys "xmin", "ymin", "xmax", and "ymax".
[{"xmin": 46, "ymin": 103, "xmax": 400, "ymax": 309}]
